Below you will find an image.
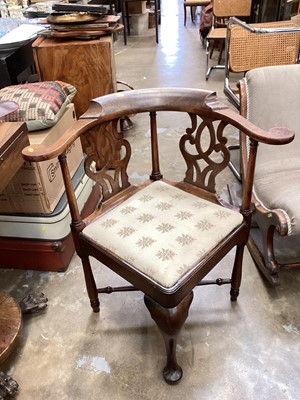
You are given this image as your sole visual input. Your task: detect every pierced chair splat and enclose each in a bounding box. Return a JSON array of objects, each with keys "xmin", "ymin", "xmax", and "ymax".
[{"xmin": 22, "ymin": 87, "xmax": 294, "ymax": 384}]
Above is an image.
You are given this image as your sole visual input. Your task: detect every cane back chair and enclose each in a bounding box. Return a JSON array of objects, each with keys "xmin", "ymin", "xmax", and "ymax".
[
  {"xmin": 22, "ymin": 88, "xmax": 293, "ymax": 384},
  {"xmin": 223, "ymin": 17, "xmax": 300, "ymax": 182},
  {"xmin": 224, "ymin": 17, "xmax": 300, "ymax": 109},
  {"xmin": 183, "ymin": 0, "xmax": 210, "ymax": 26},
  {"xmin": 239, "ymin": 65, "xmax": 300, "ymax": 285},
  {"xmin": 205, "ymin": 0, "xmax": 252, "ymax": 80}
]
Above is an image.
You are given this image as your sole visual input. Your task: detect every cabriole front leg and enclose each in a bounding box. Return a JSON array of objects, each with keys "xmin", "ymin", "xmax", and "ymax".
[{"xmin": 144, "ymin": 291, "xmax": 194, "ymax": 385}]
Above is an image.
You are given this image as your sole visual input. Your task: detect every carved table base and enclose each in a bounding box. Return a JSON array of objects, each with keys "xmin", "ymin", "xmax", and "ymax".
[
  {"xmin": 0, "ymin": 371, "xmax": 18, "ymax": 400},
  {"xmin": 19, "ymin": 292, "xmax": 48, "ymax": 315},
  {"xmin": 0, "ymin": 291, "xmax": 48, "ymax": 399}
]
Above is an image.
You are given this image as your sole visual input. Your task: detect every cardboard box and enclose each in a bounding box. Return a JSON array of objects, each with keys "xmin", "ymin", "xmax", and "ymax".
[
  {"xmin": 129, "ymin": 12, "xmax": 149, "ymax": 35},
  {"xmin": 127, "ymin": 1, "xmax": 147, "ymax": 14},
  {"xmin": 0, "ymin": 104, "xmax": 83, "ymax": 214},
  {"xmin": 0, "ymin": 164, "xmax": 94, "ymax": 240}
]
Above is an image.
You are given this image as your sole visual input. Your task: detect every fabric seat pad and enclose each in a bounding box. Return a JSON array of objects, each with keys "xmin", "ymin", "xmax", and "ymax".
[{"xmin": 83, "ymin": 181, "xmax": 243, "ymax": 288}]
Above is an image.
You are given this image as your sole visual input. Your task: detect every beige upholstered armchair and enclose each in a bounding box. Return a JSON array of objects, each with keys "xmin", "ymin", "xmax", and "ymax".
[{"xmin": 239, "ymin": 64, "xmax": 300, "ymax": 285}]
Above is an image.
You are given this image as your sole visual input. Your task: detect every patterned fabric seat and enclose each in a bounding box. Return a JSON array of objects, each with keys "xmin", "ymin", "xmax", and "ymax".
[{"xmin": 84, "ymin": 180, "xmax": 243, "ymax": 288}]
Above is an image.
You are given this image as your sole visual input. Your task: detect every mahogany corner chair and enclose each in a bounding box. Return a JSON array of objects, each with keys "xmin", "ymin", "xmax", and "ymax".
[{"xmin": 22, "ymin": 88, "xmax": 293, "ymax": 384}]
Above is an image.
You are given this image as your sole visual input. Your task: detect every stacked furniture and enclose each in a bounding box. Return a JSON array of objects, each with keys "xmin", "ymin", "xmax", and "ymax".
[{"xmin": 0, "ymin": 81, "xmax": 98, "ymax": 271}]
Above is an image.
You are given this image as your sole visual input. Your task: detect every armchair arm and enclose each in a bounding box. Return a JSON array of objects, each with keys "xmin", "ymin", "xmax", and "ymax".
[
  {"xmin": 214, "ymin": 107, "xmax": 295, "ymax": 146},
  {"xmin": 22, "ymin": 119, "xmax": 97, "ymax": 162}
]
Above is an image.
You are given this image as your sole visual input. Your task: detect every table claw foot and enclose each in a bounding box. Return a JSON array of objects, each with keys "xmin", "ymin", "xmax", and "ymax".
[
  {"xmin": 0, "ymin": 371, "xmax": 18, "ymax": 399},
  {"xmin": 19, "ymin": 292, "xmax": 48, "ymax": 314}
]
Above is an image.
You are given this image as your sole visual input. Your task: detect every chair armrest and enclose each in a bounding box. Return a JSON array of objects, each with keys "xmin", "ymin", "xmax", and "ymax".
[
  {"xmin": 22, "ymin": 119, "xmax": 96, "ymax": 162},
  {"xmin": 215, "ymin": 107, "xmax": 295, "ymax": 145}
]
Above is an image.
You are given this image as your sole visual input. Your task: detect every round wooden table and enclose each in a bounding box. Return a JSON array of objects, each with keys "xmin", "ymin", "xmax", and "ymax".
[{"xmin": 0, "ymin": 292, "xmax": 22, "ymax": 363}]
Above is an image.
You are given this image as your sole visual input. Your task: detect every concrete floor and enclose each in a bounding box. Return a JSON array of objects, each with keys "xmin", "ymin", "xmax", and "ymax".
[{"xmin": 1, "ymin": 1, "xmax": 300, "ymax": 398}]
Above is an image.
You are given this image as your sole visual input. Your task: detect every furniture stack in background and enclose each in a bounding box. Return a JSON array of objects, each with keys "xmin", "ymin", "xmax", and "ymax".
[
  {"xmin": 0, "ymin": 82, "xmax": 99, "ymax": 272},
  {"xmin": 127, "ymin": 0, "xmax": 148, "ymax": 35}
]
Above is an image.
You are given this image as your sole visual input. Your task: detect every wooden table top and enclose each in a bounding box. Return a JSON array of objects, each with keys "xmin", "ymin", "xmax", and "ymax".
[{"xmin": 0, "ymin": 291, "xmax": 22, "ymax": 363}]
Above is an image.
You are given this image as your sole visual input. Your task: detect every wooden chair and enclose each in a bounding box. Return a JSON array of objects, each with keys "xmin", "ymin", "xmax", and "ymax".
[
  {"xmin": 205, "ymin": 0, "xmax": 252, "ymax": 80},
  {"xmin": 183, "ymin": 0, "xmax": 210, "ymax": 26},
  {"xmin": 239, "ymin": 64, "xmax": 300, "ymax": 285},
  {"xmin": 224, "ymin": 17, "xmax": 300, "ymax": 108},
  {"xmin": 22, "ymin": 87, "xmax": 293, "ymax": 384}
]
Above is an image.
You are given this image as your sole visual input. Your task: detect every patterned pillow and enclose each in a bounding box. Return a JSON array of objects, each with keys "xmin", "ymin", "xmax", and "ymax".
[{"xmin": 0, "ymin": 81, "xmax": 77, "ymax": 131}]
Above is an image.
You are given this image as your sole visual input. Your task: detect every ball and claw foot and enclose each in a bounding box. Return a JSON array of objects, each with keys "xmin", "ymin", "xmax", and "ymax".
[
  {"xmin": 0, "ymin": 371, "xmax": 18, "ymax": 400},
  {"xmin": 19, "ymin": 292, "xmax": 48, "ymax": 314}
]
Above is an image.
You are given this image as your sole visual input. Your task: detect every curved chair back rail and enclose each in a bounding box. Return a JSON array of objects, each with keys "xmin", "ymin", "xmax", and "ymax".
[
  {"xmin": 22, "ymin": 88, "xmax": 293, "ymax": 162},
  {"xmin": 22, "ymin": 87, "xmax": 294, "ymax": 384}
]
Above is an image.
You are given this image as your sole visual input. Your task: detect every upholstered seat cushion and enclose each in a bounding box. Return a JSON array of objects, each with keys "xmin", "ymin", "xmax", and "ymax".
[{"xmin": 83, "ymin": 181, "xmax": 243, "ymax": 288}]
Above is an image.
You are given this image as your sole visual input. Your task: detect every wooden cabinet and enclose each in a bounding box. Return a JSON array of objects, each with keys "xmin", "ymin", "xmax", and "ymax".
[{"xmin": 32, "ymin": 35, "xmax": 117, "ymax": 117}]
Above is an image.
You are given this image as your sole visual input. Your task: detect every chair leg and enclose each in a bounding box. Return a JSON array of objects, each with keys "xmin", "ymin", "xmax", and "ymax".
[
  {"xmin": 230, "ymin": 244, "xmax": 244, "ymax": 301},
  {"xmin": 247, "ymin": 232, "xmax": 280, "ymax": 286},
  {"xmin": 121, "ymin": 0, "xmax": 128, "ymax": 45},
  {"xmin": 184, "ymin": 5, "xmax": 187, "ymax": 26},
  {"xmin": 144, "ymin": 291, "xmax": 194, "ymax": 385},
  {"xmin": 209, "ymin": 40, "xmax": 217, "ymax": 58},
  {"xmin": 191, "ymin": 6, "xmax": 195, "ymax": 23},
  {"xmin": 81, "ymin": 257, "xmax": 100, "ymax": 313},
  {"xmin": 217, "ymin": 40, "xmax": 225, "ymax": 64}
]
